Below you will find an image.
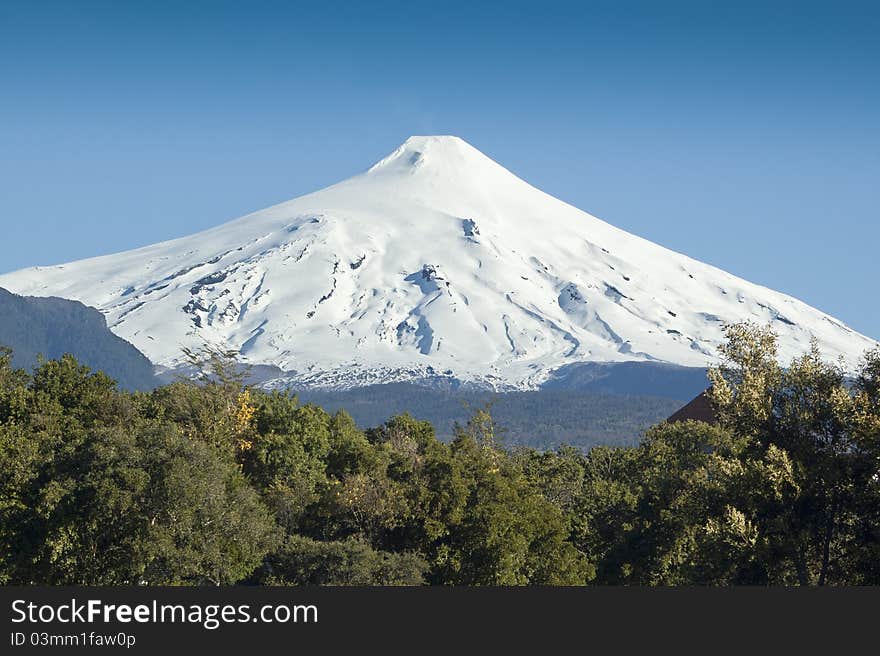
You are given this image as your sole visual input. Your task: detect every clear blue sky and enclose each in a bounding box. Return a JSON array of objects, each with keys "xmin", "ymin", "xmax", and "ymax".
[{"xmin": 1, "ymin": 0, "xmax": 878, "ymax": 339}]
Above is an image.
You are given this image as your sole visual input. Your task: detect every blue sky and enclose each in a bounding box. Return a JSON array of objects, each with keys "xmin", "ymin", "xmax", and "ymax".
[{"xmin": 1, "ymin": 0, "xmax": 878, "ymax": 339}]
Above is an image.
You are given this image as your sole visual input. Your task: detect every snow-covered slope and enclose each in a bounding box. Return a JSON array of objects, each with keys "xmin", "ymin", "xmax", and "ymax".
[{"xmin": 1, "ymin": 136, "xmax": 875, "ymax": 389}]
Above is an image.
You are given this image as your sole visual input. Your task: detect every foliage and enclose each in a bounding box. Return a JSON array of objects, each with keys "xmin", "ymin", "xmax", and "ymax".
[
  {"xmin": 0, "ymin": 355, "xmax": 277, "ymax": 584},
  {"xmin": 257, "ymin": 535, "xmax": 427, "ymax": 586},
  {"xmin": 574, "ymin": 324, "xmax": 880, "ymax": 585},
  {"xmin": 1, "ymin": 326, "xmax": 879, "ymax": 585}
]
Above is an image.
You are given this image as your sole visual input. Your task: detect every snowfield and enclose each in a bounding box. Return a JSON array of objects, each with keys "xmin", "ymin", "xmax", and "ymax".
[{"xmin": 1, "ymin": 136, "xmax": 875, "ymax": 389}]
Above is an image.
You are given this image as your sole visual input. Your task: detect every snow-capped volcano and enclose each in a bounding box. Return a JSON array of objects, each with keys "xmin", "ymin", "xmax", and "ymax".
[{"xmin": 1, "ymin": 135, "xmax": 875, "ymax": 389}]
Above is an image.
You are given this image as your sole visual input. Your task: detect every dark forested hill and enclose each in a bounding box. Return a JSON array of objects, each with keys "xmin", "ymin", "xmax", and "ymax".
[
  {"xmin": 297, "ymin": 383, "xmax": 685, "ymax": 450},
  {"xmin": 0, "ymin": 287, "xmax": 158, "ymax": 390},
  {"xmin": 542, "ymin": 361, "xmax": 710, "ymax": 400}
]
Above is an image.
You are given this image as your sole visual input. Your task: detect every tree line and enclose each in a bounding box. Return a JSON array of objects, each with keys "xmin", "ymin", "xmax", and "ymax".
[{"xmin": 1, "ymin": 323, "xmax": 879, "ymax": 585}]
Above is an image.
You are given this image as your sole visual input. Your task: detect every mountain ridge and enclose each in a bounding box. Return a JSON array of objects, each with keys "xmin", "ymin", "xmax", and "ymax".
[{"xmin": 0, "ymin": 287, "xmax": 158, "ymax": 390}]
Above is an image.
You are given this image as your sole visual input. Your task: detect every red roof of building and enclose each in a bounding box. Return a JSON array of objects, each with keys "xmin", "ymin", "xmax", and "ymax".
[{"xmin": 667, "ymin": 390, "xmax": 717, "ymax": 424}]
